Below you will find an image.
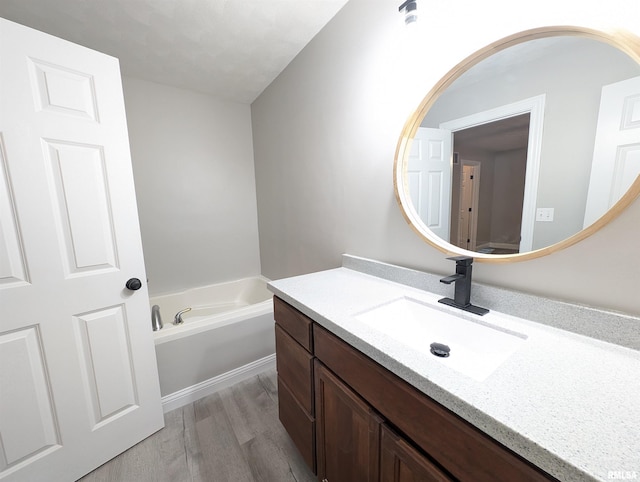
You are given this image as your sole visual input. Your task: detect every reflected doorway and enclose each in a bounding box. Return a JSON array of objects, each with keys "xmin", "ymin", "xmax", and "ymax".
[{"xmin": 450, "ymin": 113, "xmax": 530, "ymax": 254}]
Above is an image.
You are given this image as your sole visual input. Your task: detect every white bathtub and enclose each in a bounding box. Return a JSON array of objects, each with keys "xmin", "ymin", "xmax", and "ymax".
[{"xmin": 150, "ymin": 277, "xmax": 275, "ymax": 409}]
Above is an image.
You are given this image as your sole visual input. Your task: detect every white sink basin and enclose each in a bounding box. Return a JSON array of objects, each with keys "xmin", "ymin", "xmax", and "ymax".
[{"xmin": 354, "ymin": 297, "xmax": 527, "ymax": 381}]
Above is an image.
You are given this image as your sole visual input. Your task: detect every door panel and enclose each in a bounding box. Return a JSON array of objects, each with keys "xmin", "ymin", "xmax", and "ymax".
[
  {"xmin": 28, "ymin": 58, "xmax": 99, "ymax": 120},
  {"xmin": 73, "ymin": 305, "xmax": 138, "ymax": 428},
  {"xmin": 0, "ymin": 136, "xmax": 29, "ymax": 287},
  {"xmin": 0, "ymin": 327, "xmax": 60, "ymax": 472},
  {"xmin": 584, "ymin": 75, "xmax": 640, "ymax": 227},
  {"xmin": 43, "ymin": 140, "xmax": 118, "ymax": 274},
  {"xmin": 0, "ymin": 18, "xmax": 163, "ymax": 481},
  {"xmin": 613, "ymin": 144, "xmax": 640, "ymax": 198},
  {"xmin": 408, "ymin": 128, "xmax": 452, "ymax": 242}
]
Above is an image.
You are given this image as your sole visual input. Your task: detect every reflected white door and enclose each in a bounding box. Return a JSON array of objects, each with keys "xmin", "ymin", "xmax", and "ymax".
[
  {"xmin": 584, "ymin": 75, "xmax": 640, "ymax": 228},
  {"xmin": 407, "ymin": 127, "xmax": 452, "ymax": 241},
  {"xmin": 0, "ymin": 19, "xmax": 163, "ymax": 481}
]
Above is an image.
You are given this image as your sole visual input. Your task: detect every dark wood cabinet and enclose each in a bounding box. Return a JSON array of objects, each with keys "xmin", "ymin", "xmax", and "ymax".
[
  {"xmin": 380, "ymin": 424, "xmax": 453, "ymax": 482},
  {"xmin": 274, "ymin": 295, "xmax": 313, "ymax": 351},
  {"xmin": 275, "ymin": 324, "xmax": 314, "ymax": 413},
  {"xmin": 277, "ymin": 375, "xmax": 315, "ymax": 469},
  {"xmin": 274, "ymin": 297, "xmax": 556, "ymax": 482},
  {"xmin": 274, "ymin": 297, "xmax": 316, "ymax": 473},
  {"xmin": 315, "ymin": 361, "xmax": 381, "ymax": 482}
]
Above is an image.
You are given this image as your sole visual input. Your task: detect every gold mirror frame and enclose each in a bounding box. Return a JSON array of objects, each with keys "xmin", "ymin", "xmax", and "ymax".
[{"xmin": 394, "ymin": 26, "xmax": 640, "ymax": 263}]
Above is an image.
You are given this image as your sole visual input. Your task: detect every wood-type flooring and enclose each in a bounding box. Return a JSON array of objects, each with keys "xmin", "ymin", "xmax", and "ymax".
[{"xmin": 79, "ymin": 368, "xmax": 315, "ymax": 482}]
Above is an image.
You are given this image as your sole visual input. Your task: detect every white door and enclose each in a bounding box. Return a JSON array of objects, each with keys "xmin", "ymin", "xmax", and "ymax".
[
  {"xmin": 584, "ymin": 75, "xmax": 640, "ymax": 228},
  {"xmin": 407, "ymin": 127, "xmax": 452, "ymax": 241},
  {"xmin": 0, "ymin": 18, "xmax": 163, "ymax": 482}
]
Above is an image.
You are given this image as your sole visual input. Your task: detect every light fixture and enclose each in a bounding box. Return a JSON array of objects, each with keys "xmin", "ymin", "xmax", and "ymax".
[{"xmin": 399, "ymin": 0, "xmax": 417, "ymax": 25}]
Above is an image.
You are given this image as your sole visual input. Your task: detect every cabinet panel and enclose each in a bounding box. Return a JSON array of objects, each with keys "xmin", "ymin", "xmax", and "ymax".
[
  {"xmin": 274, "ymin": 296, "xmax": 313, "ymax": 351},
  {"xmin": 275, "ymin": 324, "xmax": 314, "ymax": 414},
  {"xmin": 380, "ymin": 424, "xmax": 453, "ymax": 482},
  {"xmin": 278, "ymin": 376, "xmax": 316, "ymax": 473},
  {"xmin": 313, "ymin": 324, "xmax": 554, "ymax": 482},
  {"xmin": 315, "ymin": 361, "xmax": 381, "ymax": 482}
]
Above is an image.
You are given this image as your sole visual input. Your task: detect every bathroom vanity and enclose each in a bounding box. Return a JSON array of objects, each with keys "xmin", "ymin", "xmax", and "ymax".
[
  {"xmin": 269, "ymin": 256, "xmax": 640, "ymax": 482},
  {"xmin": 275, "ymin": 297, "xmax": 551, "ymax": 481}
]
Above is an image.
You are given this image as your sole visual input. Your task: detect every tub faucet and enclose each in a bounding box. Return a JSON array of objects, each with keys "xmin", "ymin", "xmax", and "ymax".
[
  {"xmin": 438, "ymin": 256, "xmax": 489, "ymax": 316},
  {"xmin": 174, "ymin": 308, "xmax": 192, "ymax": 325},
  {"xmin": 151, "ymin": 305, "xmax": 163, "ymax": 331}
]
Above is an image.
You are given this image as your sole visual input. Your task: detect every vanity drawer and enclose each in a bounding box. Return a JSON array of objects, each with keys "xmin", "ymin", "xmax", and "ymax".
[
  {"xmin": 313, "ymin": 324, "xmax": 555, "ymax": 482},
  {"xmin": 278, "ymin": 375, "xmax": 316, "ymax": 472},
  {"xmin": 275, "ymin": 324, "xmax": 314, "ymax": 414},
  {"xmin": 380, "ymin": 424, "xmax": 453, "ymax": 482},
  {"xmin": 274, "ymin": 296, "xmax": 313, "ymax": 351}
]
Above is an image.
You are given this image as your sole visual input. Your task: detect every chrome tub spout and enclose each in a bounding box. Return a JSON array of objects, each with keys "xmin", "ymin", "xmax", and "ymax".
[{"xmin": 151, "ymin": 305, "xmax": 163, "ymax": 331}]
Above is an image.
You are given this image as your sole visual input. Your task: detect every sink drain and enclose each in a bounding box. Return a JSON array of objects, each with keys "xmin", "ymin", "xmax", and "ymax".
[{"xmin": 430, "ymin": 342, "xmax": 450, "ymax": 358}]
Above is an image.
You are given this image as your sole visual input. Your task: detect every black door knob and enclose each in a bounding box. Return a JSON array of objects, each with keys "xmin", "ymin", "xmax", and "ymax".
[{"xmin": 125, "ymin": 278, "xmax": 142, "ymax": 291}]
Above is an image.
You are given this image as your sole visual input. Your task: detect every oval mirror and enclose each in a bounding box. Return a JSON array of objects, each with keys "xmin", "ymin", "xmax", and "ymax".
[{"xmin": 394, "ymin": 27, "xmax": 640, "ymax": 262}]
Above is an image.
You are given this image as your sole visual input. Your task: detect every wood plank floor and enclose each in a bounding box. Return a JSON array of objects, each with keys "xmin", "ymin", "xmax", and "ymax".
[{"xmin": 79, "ymin": 368, "xmax": 316, "ymax": 482}]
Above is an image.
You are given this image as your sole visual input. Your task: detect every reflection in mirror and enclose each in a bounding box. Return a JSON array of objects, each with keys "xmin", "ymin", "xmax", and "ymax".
[
  {"xmin": 450, "ymin": 113, "xmax": 530, "ymax": 254},
  {"xmin": 402, "ymin": 32, "xmax": 640, "ymax": 258}
]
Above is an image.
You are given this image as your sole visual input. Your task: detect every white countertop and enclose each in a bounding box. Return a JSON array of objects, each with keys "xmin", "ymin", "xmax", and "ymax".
[{"xmin": 269, "ymin": 266, "xmax": 640, "ymax": 482}]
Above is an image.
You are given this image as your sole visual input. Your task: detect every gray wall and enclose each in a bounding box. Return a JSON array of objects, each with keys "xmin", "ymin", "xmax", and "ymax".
[
  {"xmin": 123, "ymin": 78, "xmax": 261, "ymax": 296},
  {"xmin": 491, "ymin": 149, "xmax": 527, "ymax": 247},
  {"xmin": 251, "ymin": 0, "xmax": 640, "ymax": 316}
]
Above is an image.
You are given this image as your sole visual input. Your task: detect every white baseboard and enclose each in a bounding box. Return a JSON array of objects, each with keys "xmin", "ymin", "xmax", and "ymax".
[{"xmin": 161, "ymin": 353, "xmax": 276, "ymax": 413}]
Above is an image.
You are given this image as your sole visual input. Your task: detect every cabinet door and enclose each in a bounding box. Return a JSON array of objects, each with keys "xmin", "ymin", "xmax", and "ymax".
[
  {"xmin": 314, "ymin": 324, "xmax": 554, "ymax": 482},
  {"xmin": 275, "ymin": 324, "xmax": 314, "ymax": 413},
  {"xmin": 380, "ymin": 425, "xmax": 453, "ymax": 482},
  {"xmin": 278, "ymin": 376, "xmax": 316, "ymax": 472},
  {"xmin": 315, "ymin": 361, "xmax": 381, "ymax": 482}
]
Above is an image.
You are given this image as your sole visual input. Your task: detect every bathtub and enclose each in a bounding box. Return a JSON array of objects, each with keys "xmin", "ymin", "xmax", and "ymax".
[{"xmin": 150, "ymin": 276, "xmax": 275, "ymax": 411}]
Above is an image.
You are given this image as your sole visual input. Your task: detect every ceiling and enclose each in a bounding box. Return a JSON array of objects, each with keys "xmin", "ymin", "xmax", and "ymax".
[
  {"xmin": 454, "ymin": 114, "xmax": 530, "ymax": 153},
  {"xmin": 0, "ymin": 0, "xmax": 350, "ymax": 104}
]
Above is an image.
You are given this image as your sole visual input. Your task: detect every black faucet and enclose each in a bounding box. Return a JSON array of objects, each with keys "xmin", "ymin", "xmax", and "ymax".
[{"xmin": 438, "ymin": 256, "xmax": 489, "ymax": 315}]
